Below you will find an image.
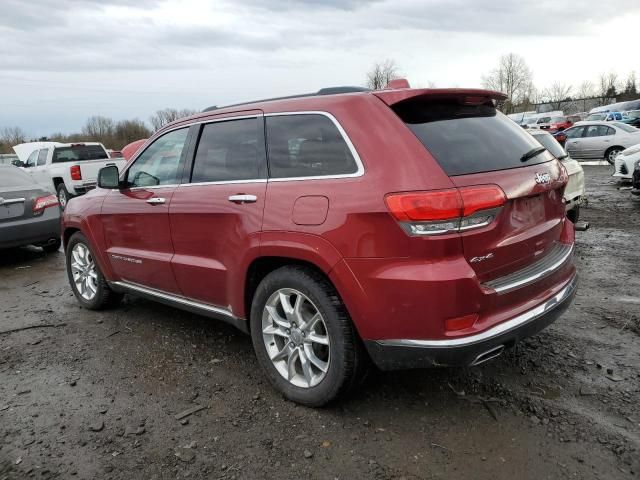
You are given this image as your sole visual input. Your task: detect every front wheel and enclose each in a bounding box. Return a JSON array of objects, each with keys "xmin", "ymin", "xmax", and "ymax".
[
  {"xmin": 250, "ymin": 266, "xmax": 368, "ymax": 407},
  {"xmin": 56, "ymin": 184, "xmax": 73, "ymax": 210},
  {"xmin": 605, "ymin": 147, "xmax": 623, "ymax": 165},
  {"xmin": 66, "ymin": 232, "xmax": 122, "ymax": 310}
]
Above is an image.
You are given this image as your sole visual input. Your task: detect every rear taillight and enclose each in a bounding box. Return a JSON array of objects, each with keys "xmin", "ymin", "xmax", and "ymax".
[
  {"xmin": 70, "ymin": 165, "xmax": 82, "ymax": 180},
  {"xmin": 385, "ymin": 185, "xmax": 506, "ymax": 236},
  {"xmin": 33, "ymin": 194, "xmax": 58, "ymax": 214}
]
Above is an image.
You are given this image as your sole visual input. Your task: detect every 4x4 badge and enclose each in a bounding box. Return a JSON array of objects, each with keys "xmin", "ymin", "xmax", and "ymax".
[{"xmin": 535, "ymin": 172, "xmax": 551, "ymax": 184}]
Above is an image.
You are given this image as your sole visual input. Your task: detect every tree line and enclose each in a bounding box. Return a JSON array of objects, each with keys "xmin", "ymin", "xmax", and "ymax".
[
  {"xmin": 365, "ymin": 55, "xmax": 638, "ymax": 114},
  {"xmin": 0, "ymin": 108, "xmax": 197, "ymax": 154}
]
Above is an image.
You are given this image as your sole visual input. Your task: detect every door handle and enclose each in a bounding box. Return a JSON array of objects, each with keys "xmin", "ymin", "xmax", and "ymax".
[
  {"xmin": 228, "ymin": 194, "xmax": 257, "ymax": 203},
  {"xmin": 146, "ymin": 197, "xmax": 166, "ymax": 205}
]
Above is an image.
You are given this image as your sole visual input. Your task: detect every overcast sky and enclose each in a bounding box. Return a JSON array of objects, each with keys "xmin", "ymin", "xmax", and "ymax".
[{"xmin": 1, "ymin": 0, "xmax": 639, "ymax": 137}]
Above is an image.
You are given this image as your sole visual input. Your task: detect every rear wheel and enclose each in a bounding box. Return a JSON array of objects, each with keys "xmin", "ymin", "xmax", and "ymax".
[
  {"xmin": 66, "ymin": 232, "xmax": 122, "ymax": 310},
  {"xmin": 250, "ymin": 266, "xmax": 368, "ymax": 407},
  {"xmin": 605, "ymin": 147, "xmax": 623, "ymax": 165},
  {"xmin": 56, "ymin": 184, "xmax": 72, "ymax": 210}
]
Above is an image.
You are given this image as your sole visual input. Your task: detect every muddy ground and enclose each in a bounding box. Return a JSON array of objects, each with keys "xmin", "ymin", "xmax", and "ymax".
[{"xmin": 1, "ymin": 165, "xmax": 639, "ymax": 480}]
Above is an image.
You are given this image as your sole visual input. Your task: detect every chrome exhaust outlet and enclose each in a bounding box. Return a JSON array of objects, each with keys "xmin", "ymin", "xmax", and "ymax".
[{"xmin": 470, "ymin": 345, "xmax": 505, "ymax": 366}]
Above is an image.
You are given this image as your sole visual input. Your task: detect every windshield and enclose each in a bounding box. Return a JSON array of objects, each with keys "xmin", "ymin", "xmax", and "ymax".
[
  {"xmin": 550, "ymin": 117, "xmax": 566, "ymax": 123},
  {"xmin": 532, "ymin": 132, "xmax": 567, "ymax": 159},
  {"xmin": 393, "ymin": 99, "xmax": 550, "ymax": 176},
  {"xmin": 0, "ymin": 167, "xmax": 35, "ymax": 188},
  {"xmin": 613, "ymin": 122, "xmax": 638, "ymax": 133},
  {"xmin": 627, "ymin": 110, "xmax": 640, "ymax": 119},
  {"xmin": 52, "ymin": 145, "xmax": 108, "ymax": 163},
  {"xmin": 587, "ymin": 113, "xmax": 606, "ymax": 121}
]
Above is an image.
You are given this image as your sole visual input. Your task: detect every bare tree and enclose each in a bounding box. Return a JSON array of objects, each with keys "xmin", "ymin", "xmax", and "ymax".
[
  {"xmin": 541, "ymin": 82, "xmax": 573, "ymax": 110},
  {"xmin": 481, "ymin": 53, "xmax": 534, "ymax": 114},
  {"xmin": 623, "ymin": 71, "xmax": 637, "ymax": 95},
  {"xmin": 366, "ymin": 59, "xmax": 400, "ymax": 90},
  {"xmin": 149, "ymin": 108, "xmax": 198, "ymax": 131},
  {"xmin": 114, "ymin": 119, "xmax": 151, "ymax": 146},
  {"xmin": 576, "ymin": 81, "xmax": 596, "ymax": 99},
  {"xmin": 0, "ymin": 126, "xmax": 27, "ymax": 146},
  {"xmin": 82, "ymin": 116, "xmax": 115, "ymax": 142},
  {"xmin": 597, "ymin": 72, "xmax": 619, "ymax": 98}
]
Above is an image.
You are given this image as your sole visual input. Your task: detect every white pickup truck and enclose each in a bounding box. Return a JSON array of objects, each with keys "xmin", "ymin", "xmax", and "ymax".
[{"xmin": 13, "ymin": 142, "xmax": 127, "ymax": 209}]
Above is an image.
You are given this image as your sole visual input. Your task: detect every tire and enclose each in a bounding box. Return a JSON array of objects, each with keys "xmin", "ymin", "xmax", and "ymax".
[
  {"xmin": 605, "ymin": 147, "xmax": 623, "ymax": 165},
  {"xmin": 250, "ymin": 266, "xmax": 368, "ymax": 407},
  {"xmin": 66, "ymin": 232, "xmax": 122, "ymax": 310},
  {"xmin": 41, "ymin": 238, "xmax": 62, "ymax": 253},
  {"xmin": 567, "ymin": 205, "xmax": 580, "ymax": 223},
  {"xmin": 56, "ymin": 183, "xmax": 72, "ymax": 210}
]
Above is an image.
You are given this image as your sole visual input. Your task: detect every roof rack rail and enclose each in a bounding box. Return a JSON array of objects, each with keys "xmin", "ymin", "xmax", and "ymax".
[{"xmin": 202, "ymin": 86, "xmax": 371, "ymax": 112}]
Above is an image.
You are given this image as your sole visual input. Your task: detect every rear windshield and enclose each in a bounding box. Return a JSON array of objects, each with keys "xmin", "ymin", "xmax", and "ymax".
[
  {"xmin": 393, "ymin": 99, "xmax": 550, "ymax": 176},
  {"xmin": 613, "ymin": 122, "xmax": 638, "ymax": 133},
  {"xmin": 52, "ymin": 145, "xmax": 108, "ymax": 163},
  {"xmin": 0, "ymin": 167, "xmax": 35, "ymax": 188},
  {"xmin": 531, "ymin": 132, "xmax": 567, "ymax": 159}
]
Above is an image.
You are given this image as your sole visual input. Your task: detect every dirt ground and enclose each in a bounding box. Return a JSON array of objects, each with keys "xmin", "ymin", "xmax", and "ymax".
[{"xmin": 1, "ymin": 165, "xmax": 639, "ymax": 480}]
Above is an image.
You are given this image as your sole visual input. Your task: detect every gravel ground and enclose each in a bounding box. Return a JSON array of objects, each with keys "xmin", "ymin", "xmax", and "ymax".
[{"xmin": 1, "ymin": 165, "xmax": 639, "ymax": 480}]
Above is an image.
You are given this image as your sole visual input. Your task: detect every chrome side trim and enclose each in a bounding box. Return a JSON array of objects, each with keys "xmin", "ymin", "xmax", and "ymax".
[
  {"xmin": 265, "ymin": 111, "xmax": 365, "ymax": 182},
  {"xmin": 110, "ymin": 281, "xmax": 235, "ymax": 318},
  {"xmin": 484, "ymin": 242, "xmax": 573, "ymax": 294},
  {"xmin": 377, "ymin": 274, "xmax": 577, "ymax": 348},
  {"xmin": 180, "ymin": 179, "xmax": 267, "ymax": 187},
  {"xmin": 0, "ymin": 197, "xmax": 26, "ymax": 205}
]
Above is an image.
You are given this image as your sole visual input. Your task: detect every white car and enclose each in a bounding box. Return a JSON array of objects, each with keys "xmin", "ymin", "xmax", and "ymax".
[
  {"xmin": 13, "ymin": 142, "xmax": 127, "ymax": 209},
  {"xmin": 563, "ymin": 121, "xmax": 640, "ymax": 164},
  {"xmin": 613, "ymin": 143, "xmax": 640, "ymax": 180},
  {"xmin": 529, "ymin": 130, "xmax": 585, "ymax": 222}
]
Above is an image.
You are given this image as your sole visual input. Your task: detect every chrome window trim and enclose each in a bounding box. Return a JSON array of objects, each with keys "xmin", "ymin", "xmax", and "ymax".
[
  {"xmin": 179, "ymin": 179, "xmax": 267, "ymax": 188},
  {"xmin": 111, "ymin": 280, "xmax": 236, "ymax": 318},
  {"xmin": 264, "ymin": 111, "xmax": 365, "ymax": 182},
  {"xmin": 376, "ymin": 274, "xmax": 577, "ymax": 348}
]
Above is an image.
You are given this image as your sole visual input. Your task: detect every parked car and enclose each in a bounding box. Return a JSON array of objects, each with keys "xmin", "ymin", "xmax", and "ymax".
[
  {"xmin": 537, "ymin": 115, "xmax": 580, "ymax": 134},
  {"xmin": 632, "ymin": 159, "xmax": 640, "ymax": 196},
  {"xmin": 613, "ymin": 143, "xmax": 640, "ymax": 180},
  {"xmin": 621, "ymin": 110, "xmax": 640, "ymax": 128},
  {"xmin": 583, "ymin": 111, "xmax": 623, "ymax": 122},
  {"xmin": 0, "ymin": 165, "xmax": 61, "ymax": 251},
  {"xmin": 553, "ymin": 130, "xmax": 568, "ymax": 147},
  {"xmin": 563, "ymin": 121, "xmax": 640, "ymax": 164},
  {"xmin": 62, "ymin": 84, "xmax": 577, "ymax": 406},
  {"xmin": 529, "ymin": 130, "xmax": 585, "ymax": 222},
  {"xmin": 13, "ymin": 142, "xmax": 127, "ymax": 209}
]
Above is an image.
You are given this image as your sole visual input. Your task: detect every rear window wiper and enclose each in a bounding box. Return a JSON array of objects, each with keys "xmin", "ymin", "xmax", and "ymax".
[{"xmin": 520, "ymin": 147, "xmax": 546, "ymax": 162}]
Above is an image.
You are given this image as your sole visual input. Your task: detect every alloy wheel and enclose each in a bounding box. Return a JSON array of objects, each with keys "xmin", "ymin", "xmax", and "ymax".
[
  {"xmin": 262, "ymin": 288, "xmax": 330, "ymax": 388},
  {"xmin": 70, "ymin": 242, "xmax": 98, "ymax": 300}
]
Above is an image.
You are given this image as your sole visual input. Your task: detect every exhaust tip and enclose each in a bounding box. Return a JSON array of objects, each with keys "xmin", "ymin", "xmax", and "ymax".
[
  {"xmin": 575, "ymin": 221, "xmax": 590, "ymax": 232},
  {"xmin": 470, "ymin": 345, "xmax": 505, "ymax": 366}
]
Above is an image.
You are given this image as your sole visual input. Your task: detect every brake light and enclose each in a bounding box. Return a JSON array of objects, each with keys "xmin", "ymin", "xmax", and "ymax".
[
  {"xmin": 70, "ymin": 165, "xmax": 82, "ymax": 180},
  {"xmin": 385, "ymin": 185, "xmax": 506, "ymax": 236},
  {"xmin": 33, "ymin": 194, "xmax": 58, "ymax": 214}
]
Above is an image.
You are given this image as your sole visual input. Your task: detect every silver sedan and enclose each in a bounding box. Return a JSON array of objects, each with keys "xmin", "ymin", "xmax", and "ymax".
[{"xmin": 564, "ymin": 121, "xmax": 640, "ymax": 164}]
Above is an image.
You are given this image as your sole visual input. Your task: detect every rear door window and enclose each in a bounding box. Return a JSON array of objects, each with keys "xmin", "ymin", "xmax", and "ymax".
[
  {"xmin": 393, "ymin": 99, "xmax": 549, "ymax": 176},
  {"xmin": 190, "ymin": 117, "xmax": 264, "ymax": 183},
  {"xmin": 266, "ymin": 114, "xmax": 359, "ymax": 178}
]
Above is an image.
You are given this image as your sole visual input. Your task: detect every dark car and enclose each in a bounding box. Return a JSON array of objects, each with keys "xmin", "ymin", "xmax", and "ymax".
[
  {"xmin": 61, "ymin": 83, "xmax": 576, "ymax": 406},
  {"xmin": 0, "ymin": 165, "xmax": 61, "ymax": 251},
  {"xmin": 632, "ymin": 159, "xmax": 640, "ymax": 196}
]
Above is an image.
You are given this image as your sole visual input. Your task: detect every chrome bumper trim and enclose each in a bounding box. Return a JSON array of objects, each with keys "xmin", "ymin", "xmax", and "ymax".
[
  {"xmin": 377, "ymin": 273, "xmax": 577, "ymax": 348},
  {"xmin": 483, "ymin": 242, "xmax": 573, "ymax": 295}
]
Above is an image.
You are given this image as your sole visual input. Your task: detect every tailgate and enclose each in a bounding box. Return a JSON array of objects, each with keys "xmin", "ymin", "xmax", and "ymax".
[{"xmin": 75, "ymin": 159, "xmax": 126, "ymax": 183}]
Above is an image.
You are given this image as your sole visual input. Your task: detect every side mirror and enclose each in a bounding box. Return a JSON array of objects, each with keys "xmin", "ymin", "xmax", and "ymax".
[
  {"xmin": 98, "ymin": 165, "xmax": 120, "ymax": 189},
  {"xmin": 12, "ymin": 160, "xmax": 25, "ymax": 167}
]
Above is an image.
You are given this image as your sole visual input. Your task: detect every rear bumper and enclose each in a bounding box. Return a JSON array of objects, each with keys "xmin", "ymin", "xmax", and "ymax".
[
  {"xmin": 365, "ymin": 273, "xmax": 577, "ymax": 370},
  {"xmin": 0, "ymin": 208, "xmax": 61, "ymax": 249}
]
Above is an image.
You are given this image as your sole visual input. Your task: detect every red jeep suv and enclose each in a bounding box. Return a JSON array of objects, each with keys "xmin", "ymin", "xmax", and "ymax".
[{"xmin": 62, "ymin": 84, "xmax": 577, "ymax": 406}]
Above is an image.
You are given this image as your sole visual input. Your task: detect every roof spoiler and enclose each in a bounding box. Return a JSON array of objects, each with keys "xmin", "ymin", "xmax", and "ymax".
[{"xmin": 373, "ymin": 88, "xmax": 508, "ymax": 107}]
